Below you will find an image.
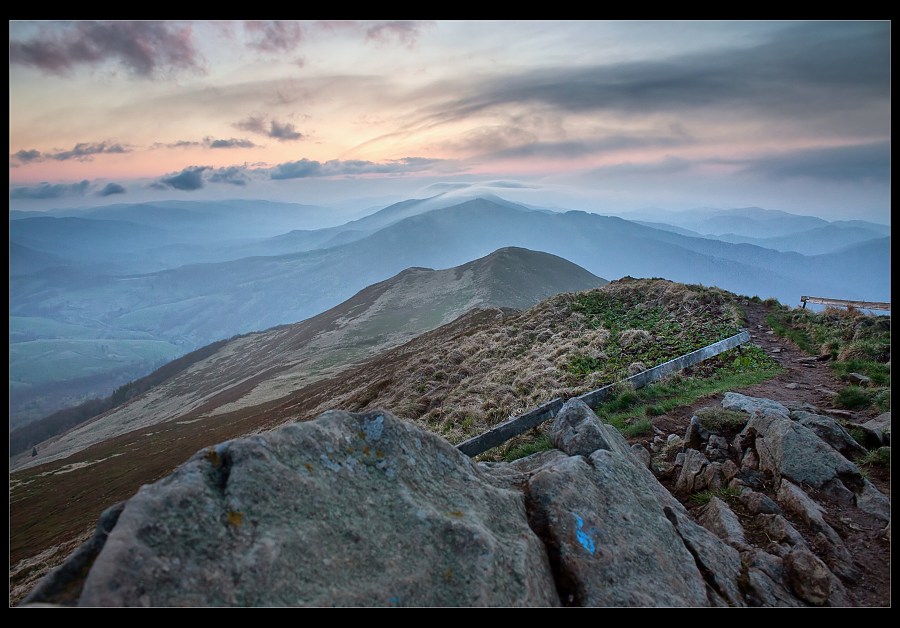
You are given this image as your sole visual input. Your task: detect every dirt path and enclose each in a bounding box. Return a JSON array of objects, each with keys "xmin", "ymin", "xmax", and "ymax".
[
  {"xmin": 653, "ymin": 302, "xmax": 848, "ymax": 435},
  {"xmin": 639, "ymin": 301, "xmax": 891, "ymax": 607}
]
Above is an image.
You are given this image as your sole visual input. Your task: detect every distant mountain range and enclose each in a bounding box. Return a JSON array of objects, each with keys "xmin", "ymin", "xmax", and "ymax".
[
  {"xmin": 10, "ymin": 247, "xmax": 605, "ymax": 465},
  {"xmin": 8, "ymin": 196, "xmax": 890, "ymax": 427}
]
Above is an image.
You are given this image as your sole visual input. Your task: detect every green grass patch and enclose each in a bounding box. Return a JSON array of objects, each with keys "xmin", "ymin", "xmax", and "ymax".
[
  {"xmin": 835, "ymin": 386, "xmax": 874, "ymax": 410},
  {"xmin": 831, "ymin": 359, "xmax": 891, "ymax": 387},
  {"xmin": 595, "ymin": 345, "xmax": 781, "ymax": 437},
  {"xmin": 690, "ymin": 486, "xmax": 743, "ymax": 506},
  {"xmin": 694, "ymin": 407, "xmax": 750, "ymax": 431},
  {"xmin": 855, "ymin": 447, "xmax": 890, "ymax": 469},
  {"xmin": 567, "ymin": 284, "xmax": 742, "ymax": 381},
  {"xmin": 765, "ymin": 313, "xmax": 816, "ymax": 354},
  {"xmin": 621, "ymin": 419, "xmax": 653, "ymax": 438},
  {"xmin": 503, "ymin": 435, "xmax": 553, "ymax": 462}
]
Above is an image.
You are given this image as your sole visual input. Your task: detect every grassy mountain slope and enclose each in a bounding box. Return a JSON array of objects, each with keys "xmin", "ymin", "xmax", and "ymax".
[
  {"xmin": 11, "ymin": 247, "xmax": 605, "ymax": 468},
  {"xmin": 11, "ymin": 278, "xmax": 773, "ymax": 580},
  {"xmin": 9, "ymin": 197, "xmax": 889, "ymax": 425}
]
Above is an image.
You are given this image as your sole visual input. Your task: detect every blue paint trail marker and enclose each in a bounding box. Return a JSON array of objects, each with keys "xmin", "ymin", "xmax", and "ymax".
[{"xmin": 574, "ymin": 514, "xmax": 596, "ymax": 555}]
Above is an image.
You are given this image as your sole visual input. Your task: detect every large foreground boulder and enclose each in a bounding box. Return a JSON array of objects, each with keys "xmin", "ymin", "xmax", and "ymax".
[
  {"xmin": 29, "ymin": 410, "xmax": 558, "ymax": 607},
  {"xmin": 26, "ymin": 398, "xmax": 875, "ymax": 607}
]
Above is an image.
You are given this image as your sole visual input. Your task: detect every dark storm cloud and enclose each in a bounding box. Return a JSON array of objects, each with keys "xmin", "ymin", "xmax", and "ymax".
[
  {"xmin": 9, "ymin": 21, "xmax": 201, "ymax": 77},
  {"xmin": 158, "ymin": 166, "xmax": 210, "ymax": 191},
  {"xmin": 270, "ymin": 157, "xmax": 442, "ymax": 180},
  {"xmin": 209, "ymin": 166, "xmax": 250, "ymax": 186},
  {"xmin": 417, "ymin": 22, "xmax": 889, "ymax": 129},
  {"xmin": 10, "ymin": 180, "xmax": 90, "ymax": 199},
  {"xmin": 10, "ymin": 142, "xmax": 131, "ymax": 165},
  {"xmin": 244, "ymin": 21, "xmax": 304, "ymax": 53},
  {"xmin": 97, "ymin": 182, "xmax": 127, "ymax": 196},
  {"xmin": 236, "ymin": 116, "xmax": 304, "ymax": 141},
  {"xmin": 736, "ymin": 141, "xmax": 891, "ymax": 183}
]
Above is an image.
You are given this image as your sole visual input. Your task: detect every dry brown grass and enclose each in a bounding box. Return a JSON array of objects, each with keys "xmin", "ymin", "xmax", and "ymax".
[{"xmin": 304, "ymin": 278, "xmax": 742, "ymax": 444}]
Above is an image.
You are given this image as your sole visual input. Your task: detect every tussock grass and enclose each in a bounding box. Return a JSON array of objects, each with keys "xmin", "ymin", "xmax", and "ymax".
[{"xmin": 310, "ymin": 279, "xmax": 776, "ymax": 457}]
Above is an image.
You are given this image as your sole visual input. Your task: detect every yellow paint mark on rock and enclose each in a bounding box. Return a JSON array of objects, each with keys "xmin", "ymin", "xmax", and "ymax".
[
  {"xmin": 227, "ymin": 511, "xmax": 244, "ymax": 527},
  {"xmin": 206, "ymin": 448, "xmax": 220, "ymax": 467}
]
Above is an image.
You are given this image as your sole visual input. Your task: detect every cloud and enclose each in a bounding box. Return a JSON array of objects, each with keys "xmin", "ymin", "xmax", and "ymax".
[
  {"xmin": 270, "ymin": 158, "xmax": 322, "ymax": 179},
  {"xmin": 735, "ymin": 141, "xmax": 891, "ymax": 183},
  {"xmin": 484, "ymin": 134, "xmax": 692, "ymax": 161},
  {"xmin": 9, "ymin": 21, "xmax": 201, "ymax": 77},
  {"xmin": 209, "ymin": 166, "xmax": 250, "ymax": 186},
  {"xmin": 208, "ymin": 137, "xmax": 256, "ymax": 149},
  {"xmin": 12, "ymin": 149, "xmax": 42, "ymax": 163},
  {"xmin": 365, "ymin": 21, "xmax": 429, "ymax": 47},
  {"xmin": 236, "ymin": 116, "xmax": 304, "ymax": 141},
  {"xmin": 153, "ymin": 137, "xmax": 257, "ymax": 150},
  {"xmin": 97, "ymin": 182, "xmax": 127, "ymax": 196},
  {"xmin": 10, "ymin": 141, "xmax": 131, "ymax": 165},
  {"xmin": 270, "ymin": 157, "xmax": 442, "ymax": 180},
  {"xmin": 157, "ymin": 166, "xmax": 210, "ymax": 191},
  {"xmin": 244, "ymin": 21, "xmax": 304, "ymax": 53},
  {"xmin": 10, "ymin": 180, "xmax": 90, "ymax": 199},
  {"xmin": 412, "ymin": 22, "xmax": 889, "ymax": 137}
]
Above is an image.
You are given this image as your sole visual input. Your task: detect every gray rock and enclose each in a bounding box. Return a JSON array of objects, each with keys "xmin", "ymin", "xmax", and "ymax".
[
  {"xmin": 664, "ymin": 506, "xmax": 746, "ymax": 607},
  {"xmin": 705, "ymin": 434, "xmax": 730, "ymax": 462},
  {"xmin": 700, "ymin": 497, "xmax": 747, "ymax": 548},
  {"xmin": 723, "ymin": 393, "xmax": 790, "ymax": 421},
  {"xmin": 855, "ymin": 479, "xmax": 891, "ymax": 523},
  {"xmin": 740, "ymin": 448, "xmax": 760, "ymax": 471},
  {"xmin": 855, "ymin": 412, "xmax": 891, "ymax": 446},
  {"xmin": 630, "ymin": 443, "xmax": 652, "ymax": 470},
  {"xmin": 674, "ymin": 452, "xmax": 685, "ymax": 467},
  {"xmin": 790, "ymin": 410, "xmax": 867, "ymax": 459},
  {"xmin": 67, "ymin": 410, "xmax": 559, "ymax": 607},
  {"xmin": 527, "ymin": 453, "xmax": 708, "ymax": 606},
  {"xmin": 776, "ymin": 480, "xmax": 858, "ymax": 583},
  {"xmin": 550, "ymin": 398, "xmax": 616, "ymax": 458},
  {"xmin": 694, "ymin": 459, "xmax": 737, "ymax": 494},
  {"xmin": 675, "ymin": 449, "xmax": 710, "ymax": 494},
  {"xmin": 739, "ymin": 491, "xmax": 782, "ymax": 516},
  {"xmin": 740, "ymin": 398, "xmax": 862, "ymax": 490},
  {"xmin": 667, "ymin": 433, "xmax": 682, "ymax": 447},
  {"xmin": 684, "ymin": 416, "xmax": 709, "ymax": 450},
  {"xmin": 784, "ymin": 548, "xmax": 832, "ymax": 606},
  {"xmin": 755, "ymin": 514, "xmax": 808, "ymax": 555},
  {"xmin": 742, "ymin": 549, "xmax": 802, "ymax": 607},
  {"xmin": 847, "ymin": 373, "xmax": 871, "ymax": 386}
]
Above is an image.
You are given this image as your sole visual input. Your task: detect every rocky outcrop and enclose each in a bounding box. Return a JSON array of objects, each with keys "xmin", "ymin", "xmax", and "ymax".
[
  {"xmin": 729, "ymin": 394, "xmax": 862, "ymax": 492},
  {"xmin": 29, "ymin": 410, "xmax": 558, "ymax": 607},
  {"xmin": 24, "ymin": 394, "xmax": 888, "ymax": 607}
]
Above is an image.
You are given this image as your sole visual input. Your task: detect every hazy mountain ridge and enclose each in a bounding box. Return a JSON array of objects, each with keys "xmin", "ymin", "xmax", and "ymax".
[
  {"xmin": 10, "ymin": 247, "xmax": 605, "ymax": 467},
  {"xmin": 8, "ymin": 196, "xmax": 890, "ymax": 426}
]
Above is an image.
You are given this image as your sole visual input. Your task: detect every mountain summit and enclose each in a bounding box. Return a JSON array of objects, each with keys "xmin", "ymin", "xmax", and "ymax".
[{"xmin": 12, "ymin": 247, "xmax": 605, "ymax": 470}]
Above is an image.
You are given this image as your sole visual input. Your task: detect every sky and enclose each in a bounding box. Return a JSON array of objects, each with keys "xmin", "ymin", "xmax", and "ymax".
[{"xmin": 8, "ymin": 20, "xmax": 892, "ymax": 222}]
